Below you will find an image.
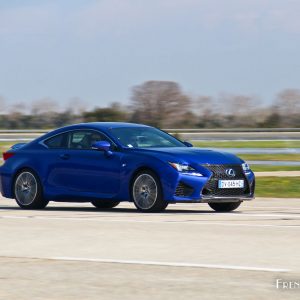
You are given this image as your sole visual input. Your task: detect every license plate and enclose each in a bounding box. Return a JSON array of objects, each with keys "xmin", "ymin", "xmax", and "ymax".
[{"xmin": 218, "ymin": 180, "xmax": 244, "ymax": 188}]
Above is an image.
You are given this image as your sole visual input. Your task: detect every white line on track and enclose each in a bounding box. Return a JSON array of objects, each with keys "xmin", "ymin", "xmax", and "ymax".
[
  {"xmin": 228, "ymin": 213, "xmax": 300, "ymax": 218},
  {"xmin": 2, "ymin": 210, "xmax": 300, "ymax": 219},
  {"xmin": 49, "ymin": 256, "xmax": 289, "ymax": 273},
  {"xmin": 1, "ymin": 215, "xmax": 300, "ymax": 228},
  {"xmin": 2, "ymin": 212, "xmax": 300, "ymax": 218},
  {"xmin": 247, "ymin": 207, "xmax": 300, "ymax": 210}
]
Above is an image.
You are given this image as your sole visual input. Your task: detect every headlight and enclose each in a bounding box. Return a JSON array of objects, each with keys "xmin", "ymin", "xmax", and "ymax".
[
  {"xmin": 242, "ymin": 163, "xmax": 251, "ymax": 172},
  {"xmin": 169, "ymin": 162, "xmax": 203, "ymax": 176},
  {"xmin": 169, "ymin": 162, "xmax": 194, "ymax": 172}
]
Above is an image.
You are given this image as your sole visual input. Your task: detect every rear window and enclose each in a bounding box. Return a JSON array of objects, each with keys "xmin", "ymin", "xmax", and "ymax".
[
  {"xmin": 44, "ymin": 130, "xmax": 115, "ymax": 150},
  {"xmin": 44, "ymin": 133, "xmax": 68, "ymax": 149}
]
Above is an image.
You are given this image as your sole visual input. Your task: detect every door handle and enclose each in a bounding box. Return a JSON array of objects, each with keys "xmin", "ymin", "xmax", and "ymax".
[{"xmin": 59, "ymin": 153, "xmax": 70, "ymax": 160}]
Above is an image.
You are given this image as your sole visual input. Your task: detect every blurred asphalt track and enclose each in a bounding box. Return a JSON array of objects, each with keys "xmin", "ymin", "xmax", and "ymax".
[{"xmin": 0, "ymin": 196, "xmax": 300, "ymax": 299}]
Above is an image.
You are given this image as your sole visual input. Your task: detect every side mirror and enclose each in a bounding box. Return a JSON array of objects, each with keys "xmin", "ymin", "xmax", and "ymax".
[
  {"xmin": 183, "ymin": 141, "xmax": 193, "ymax": 147},
  {"xmin": 92, "ymin": 141, "xmax": 112, "ymax": 155}
]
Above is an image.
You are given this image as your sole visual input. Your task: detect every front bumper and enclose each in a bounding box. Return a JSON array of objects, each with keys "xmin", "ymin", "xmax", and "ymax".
[
  {"xmin": 175, "ymin": 196, "xmax": 254, "ymax": 203},
  {"xmin": 166, "ymin": 164, "xmax": 255, "ymax": 203}
]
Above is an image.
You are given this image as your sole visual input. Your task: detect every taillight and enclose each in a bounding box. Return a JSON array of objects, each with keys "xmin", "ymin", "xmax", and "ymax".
[{"xmin": 3, "ymin": 152, "xmax": 14, "ymax": 161}]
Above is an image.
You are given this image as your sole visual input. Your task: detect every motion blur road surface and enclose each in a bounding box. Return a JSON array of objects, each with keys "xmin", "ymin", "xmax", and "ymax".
[{"xmin": 1, "ymin": 196, "xmax": 300, "ymax": 300}]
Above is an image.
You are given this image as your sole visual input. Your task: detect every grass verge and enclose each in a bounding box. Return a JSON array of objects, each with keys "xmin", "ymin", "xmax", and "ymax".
[
  {"xmin": 251, "ymin": 165, "xmax": 300, "ymax": 172},
  {"xmin": 192, "ymin": 140, "xmax": 300, "ymax": 148},
  {"xmin": 0, "ymin": 142, "xmax": 14, "ymax": 153},
  {"xmin": 239, "ymin": 154, "xmax": 300, "ymax": 162},
  {"xmin": 255, "ymin": 177, "xmax": 300, "ymax": 198}
]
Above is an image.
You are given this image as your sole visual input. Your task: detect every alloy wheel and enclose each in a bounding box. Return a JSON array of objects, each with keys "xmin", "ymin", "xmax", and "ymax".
[
  {"xmin": 133, "ymin": 174, "xmax": 158, "ymax": 210},
  {"xmin": 15, "ymin": 172, "xmax": 38, "ymax": 206}
]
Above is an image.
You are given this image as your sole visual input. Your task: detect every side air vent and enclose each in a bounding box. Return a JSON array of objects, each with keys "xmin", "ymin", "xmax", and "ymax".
[{"xmin": 175, "ymin": 181, "xmax": 194, "ymax": 197}]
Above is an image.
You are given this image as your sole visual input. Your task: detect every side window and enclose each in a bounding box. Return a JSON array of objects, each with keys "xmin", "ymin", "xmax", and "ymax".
[
  {"xmin": 44, "ymin": 133, "xmax": 68, "ymax": 149},
  {"xmin": 68, "ymin": 130, "xmax": 106, "ymax": 150}
]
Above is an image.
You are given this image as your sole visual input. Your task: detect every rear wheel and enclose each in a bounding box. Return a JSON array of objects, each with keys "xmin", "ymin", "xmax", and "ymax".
[
  {"xmin": 14, "ymin": 169, "xmax": 48, "ymax": 209},
  {"xmin": 208, "ymin": 201, "xmax": 242, "ymax": 212},
  {"xmin": 91, "ymin": 200, "xmax": 120, "ymax": 209},
  {"xmin": 132, "ymin": 170, "xmax": 168, "ymax": 212}
]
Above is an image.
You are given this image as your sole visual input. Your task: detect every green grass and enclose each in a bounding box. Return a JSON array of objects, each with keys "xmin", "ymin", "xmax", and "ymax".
[
  {"xmin": 192, "ymin": 140, "xmax": 300, "ymax": 148},
  {"xmin": 0, "ymin": 142, "xmax": 14, "ymax": 153},
  {"xmin": 255, "ymin": 177, "xmax": 300, "ymax": 198},
  {"xmin": 238, "ymin": 154, "xmax": 300, "ymax": 162},
  {"xmin": 251, "ymin": 165, "xmax": 300, "ymax": 172},
  {"xmin": 191, "ymin": 140, "xmax": 300, "ymax": 162},
  {"xmin": 0, "ymin": 143, "xmax": 12, "ymax": 166}
]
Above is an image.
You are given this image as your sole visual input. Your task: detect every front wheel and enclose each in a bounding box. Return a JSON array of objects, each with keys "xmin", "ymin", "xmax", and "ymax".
[
  {"xmin": 14, "ymin": 169, "xmax": 48, "ymax": 209},
  {"xmin": 208, "ymin": 201, "xmax": 242, "ymax": 212},
  {"xmin": 91, "ymin": 200, "xmax": 120, "ymax": 209},
  {"xmin": 131, "ymin": 170, "xmax": 168, "ymax": 212}
]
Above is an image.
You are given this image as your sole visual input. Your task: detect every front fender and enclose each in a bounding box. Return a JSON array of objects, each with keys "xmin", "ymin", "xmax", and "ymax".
[{"xmin": 118, "ymin": 153, "xmax": 179, "ymax": 201}]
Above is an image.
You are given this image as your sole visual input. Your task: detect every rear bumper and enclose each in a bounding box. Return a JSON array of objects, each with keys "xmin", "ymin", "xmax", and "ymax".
[{"xmin": 0, "ymin": 166, "xmax": 14, "ymax": 199}]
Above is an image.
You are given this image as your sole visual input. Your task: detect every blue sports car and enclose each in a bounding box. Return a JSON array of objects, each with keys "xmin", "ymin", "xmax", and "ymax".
[{"xmin": 0, "ymin": 122, "xmax": 255, "ymax": 212}]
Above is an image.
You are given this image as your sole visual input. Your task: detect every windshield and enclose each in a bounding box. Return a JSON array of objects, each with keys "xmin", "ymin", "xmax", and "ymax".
[{"xmin": 110, "ymin": 127, "xmax": 187, "ymax": 148}]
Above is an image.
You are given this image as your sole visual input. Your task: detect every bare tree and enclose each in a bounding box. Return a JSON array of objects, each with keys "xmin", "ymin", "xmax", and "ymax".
[
  {"xmin": 275, "ymin": 89, "xmax": 300, "ymax": 127},
  {"xmin": 217, "ymin": 93, "xmax": 258, "ymax": 116},
  {"xmin": 9, "ymin": 102, "xmax": 27, "ymax": 114},
  {"xmin": 131, "ymin": 81, "xmax": 190, "ymax": 127},
  {"xmin": 66, "ymin": 97, "xmax": 87, "ymax": 115},
  {"xmin": 29, "ymin": 98, "xmax": 59, "ymax": 128},
  {"xmin": 0, "ymin": 96, "xmax": 5, "ymax": 113},
  {"xmin": 194, "ymin": 95, "xmax": 217, "ymax": 117},
  {"xmin": 276, "ymin": 89, "xmax": 300, "ymax": 115},
  {"xmin": 31, "ymin": 98, "xmax": 58, "ymax": 115}
]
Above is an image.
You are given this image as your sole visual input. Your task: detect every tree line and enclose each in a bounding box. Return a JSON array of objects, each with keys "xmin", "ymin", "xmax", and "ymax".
[{"xmin": 0, "ymin": 81, "xmax": 299, "ymax": 129}]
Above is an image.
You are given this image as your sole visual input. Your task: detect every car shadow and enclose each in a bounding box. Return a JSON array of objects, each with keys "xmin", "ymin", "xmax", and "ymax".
[{"xmin": 0, "ymin": 205, "xmax": 243, "ymax": 214}]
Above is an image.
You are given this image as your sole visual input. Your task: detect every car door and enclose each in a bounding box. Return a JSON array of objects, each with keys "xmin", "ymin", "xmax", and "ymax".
[{"xmin": 45, "ymin": 130, "xmax": 122, "ymax": 199}]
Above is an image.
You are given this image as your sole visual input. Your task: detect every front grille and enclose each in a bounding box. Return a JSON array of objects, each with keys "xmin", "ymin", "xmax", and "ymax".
[
  {"xmin": 201, "ymin": 164, "xmax": 250, "ymax": 197},
  {"xmin": 175, "ymin": 181, "xmax": 194, "ymax": 197}
]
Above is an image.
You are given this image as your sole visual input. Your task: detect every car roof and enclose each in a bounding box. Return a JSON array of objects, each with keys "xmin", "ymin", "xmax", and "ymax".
[
  {"xmin": 60, "ymin": 122, "xmax": 150, "ymax": 132},
  {"xmin": 34, "ymin": 122, "xmax": 151, "ymax": 143},
  {"xmin": 78, "ymin": 122, "xmax": 150, "ymax": 129}
]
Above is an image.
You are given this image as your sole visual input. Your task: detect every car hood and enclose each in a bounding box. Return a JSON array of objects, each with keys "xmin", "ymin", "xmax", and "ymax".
[{"xmin": 129, "ymin": 147, "xmax": 244, "ymax": 165}]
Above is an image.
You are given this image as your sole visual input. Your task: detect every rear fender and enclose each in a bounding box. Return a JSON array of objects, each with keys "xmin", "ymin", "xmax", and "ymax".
[{"xmin": 10, "ymin": 143, "xmax": 27, "ymax": 150}]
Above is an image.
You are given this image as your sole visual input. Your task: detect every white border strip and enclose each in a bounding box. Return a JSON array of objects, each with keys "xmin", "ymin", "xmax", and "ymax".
[
  {"xmin": 1, "ymin": 215, "xmax": 300, "ymax": 229},
  {"xmin": 52, "ymin": 256, "xmax": 289, "ymax": 273}
]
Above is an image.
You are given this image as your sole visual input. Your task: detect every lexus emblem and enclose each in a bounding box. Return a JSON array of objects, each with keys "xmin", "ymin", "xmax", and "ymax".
[{"xmin": 225, "ymin": 168, "xmax": 236, "ymax": 177}]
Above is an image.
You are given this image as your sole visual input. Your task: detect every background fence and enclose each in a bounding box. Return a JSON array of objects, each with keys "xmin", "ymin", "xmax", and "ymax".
[{"xmin": 1, "ymin": 128, "xmax": 299, "ymax": 142}]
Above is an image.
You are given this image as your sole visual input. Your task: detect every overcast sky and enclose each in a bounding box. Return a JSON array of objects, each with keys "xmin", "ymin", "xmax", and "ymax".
[{"xmin": 0, "ymin": 0, "xmax": 299, "ymax": 110}]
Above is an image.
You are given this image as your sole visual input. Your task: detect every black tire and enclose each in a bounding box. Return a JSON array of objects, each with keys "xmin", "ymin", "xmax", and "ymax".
[
  {"xmin": 91, "ymin": 200, "xmax": 120, "ymax": 209},
  {"xmin": 131, "ymin": 170, "xmax": 168, "ymax": 212},
  {"xmin": 208, "ymin": 201, "xmax": 242, "ymax": 212},
  {"xmin": 13, "ymin": 169, "xmax": 48, "ymax": 209}
]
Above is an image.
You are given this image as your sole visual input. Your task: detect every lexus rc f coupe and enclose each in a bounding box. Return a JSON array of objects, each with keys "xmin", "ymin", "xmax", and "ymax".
[{"xmin": 0, "ymin": 123, "xmax": 255, "ymax": 212}]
